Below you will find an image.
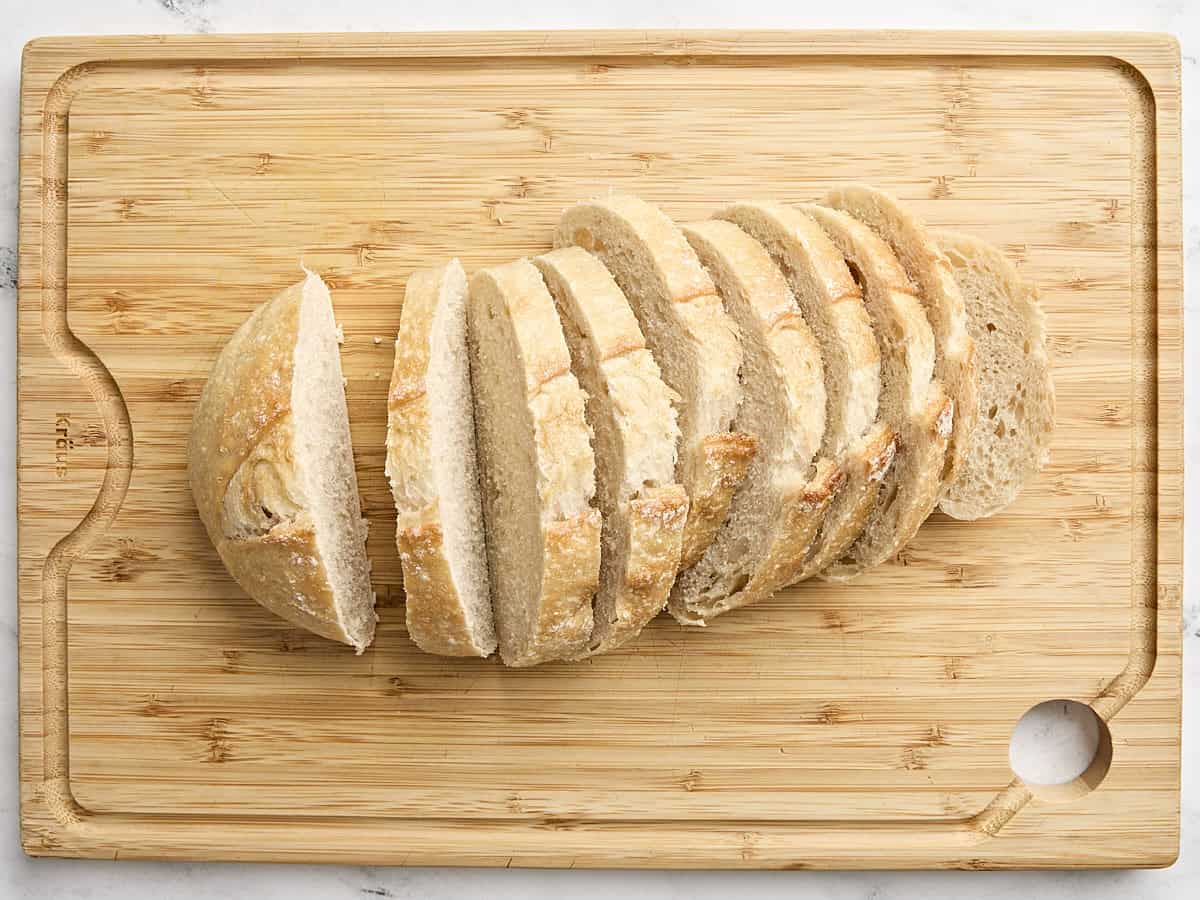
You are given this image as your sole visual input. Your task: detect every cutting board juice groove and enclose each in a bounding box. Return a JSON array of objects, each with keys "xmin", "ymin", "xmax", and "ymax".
[{"xmin": 17, "ymin": 31, "xmax": 1181, "ymax": 868}]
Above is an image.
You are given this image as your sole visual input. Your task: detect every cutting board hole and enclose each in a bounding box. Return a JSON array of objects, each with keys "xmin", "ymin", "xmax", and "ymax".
[{"xmin": 1008, "ymin": 699, "xmax": 1112, "ymax": 802}]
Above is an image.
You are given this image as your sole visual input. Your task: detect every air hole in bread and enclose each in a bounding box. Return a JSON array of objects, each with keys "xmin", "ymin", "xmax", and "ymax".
[
  {"xmin": 846, "ymin": 261, "xmax": 866, "ymax": 289},
  {"xmin": 878, "ymin": 479, "xmax": 900, "ymax": 516},
  {"xmin": 729, "ymin": 537, "xmax": 751, "ymax": 565},
  {"xmin": 571, "ymin": 228, "xmax": 606, "ymax": 254},
  {"xmin": 987, "ymin": 404, "xmax": 998, "ymax": 419}
]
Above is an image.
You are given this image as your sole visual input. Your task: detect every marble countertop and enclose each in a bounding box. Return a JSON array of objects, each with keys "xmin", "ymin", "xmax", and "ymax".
[{"xmin": 2, "ymin": 1, "xmax": 1195, "ymax": 897}]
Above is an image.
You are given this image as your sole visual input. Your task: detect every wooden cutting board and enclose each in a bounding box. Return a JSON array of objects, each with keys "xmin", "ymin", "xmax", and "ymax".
[{"xmin": 17, "ymin": 30, "xmax": 1182, "ymax": 868}]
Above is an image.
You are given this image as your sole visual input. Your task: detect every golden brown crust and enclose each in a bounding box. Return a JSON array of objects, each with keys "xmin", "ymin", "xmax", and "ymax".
[
  {"xmin": 822, "ymin": 386, "xmax": 953, "ymax": 581},
  {"xmin": 572, "ymin": 485, "xmax": 689, "ymax": 658},
  {"xmin": 534, "ymin": 248, "xmax": 686, "ymax": 659},
  {"xmin": 825, "ymin": 185, "xmax": 978, "ymax": 487},
  {"xmin": 678, "ymin": 431, "xmax": 759, "ymax": 570},
  {"xmin": 757, "ymin": 460, "xmax": 846, "ymax": 591},
  {"xmin": 555, "ymin": 198, "xmax": 748, "ymax": 570},
  {"xmin": 681, "ymin": 218, "xmax": 827, "ymax": 472},
  {"xmin": 672, "ymin": 460, "xmax": 844, "ymax": 625},
  {"xmin": 509, "ymin": 508, "xmax": 603, "ymax": 668},
  {"xmin": 395, "ymin": 516, "xmax": 478, "ymax": 657},
  {"xmin": 191, "ymin": 281, "xmax": 303, "ymax": 537},
  {"xmin": 217, "ymin": 416, "xmax": 304, "ymax": 540},
  {"xmin": 927, "ymin": 251, "xmax": 978, "ymax": 483},
  {"xmin": 793, "ymin": 422, "xmax": 898, "ymax": 581},
  {"xmin": 717, "ymin": 202, "xmax": 881, "ymax": 457},
  {"xmin": 668, "ymin": 218, "xmax": 832, "ymax": 626},
  {"xmin": 488, "ymin": 260, "xmax": 577, "ymax": 395},
  {"xmin": 470, "ymin": 260, "xmax": 601, "ymax": 668},
  {"xmin": 801, "ymin": 204, "xmax": 951, "ymax": 579},
  {"xmin": 387, "ymin": 266, "xmax": 441, "ymax": 418},
  {"xmin": 188, "ymin": 276, "xmax": 358, "ymax": 648},
  {"xmin": 561, "ymin": 195, "xmax": 717, "ymax": 305},
  {"xmin": 218, "ymin": 515, "xmax": 348, "ymax": 643},
  {"xmin": 386, "ymin": 261, "xmax": 493, "ymax": 658},
  {"xmin": 386, "ymin": 270, "xmax": 440, "ymax": 524},
  {"xmin": 535, "ymin": 248, "xmax": 648, "ymax": 358}
]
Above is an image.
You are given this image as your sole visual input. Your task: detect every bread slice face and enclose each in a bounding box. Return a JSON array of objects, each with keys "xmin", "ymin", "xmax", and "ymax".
[
  {"xmin": 554, "ymin": 195, "xmax": 757, "ymax": 571},
  {"xmin": 825, "ymin": 185, "xmax": 977, "ymax": 490},
  {"xmin": 803, "ymin": 205, "xmax": 952, "ymax": 579},
  {"xmin": 716, "ymin": 203, "xmax": 895, "ymax": 580},
  {"xmin": 670, "ymin": 219, "xmax": 842, "ymax": 624},
  {"xmin": 386, "ymin": 260, "xmax": 495, "ymax": 657},
  {"xmin": 189, "ymin": 271, "xmax": 376, "ymax": 651},
  {"xmin": 934, "ymin": 230, "xmax": 1055, "ymax": 519},
  {"xmin": 533, "ymin": 247, "xmax": 688, "ymax": 655},
  {"xmin": 467, "ymin": 259, "xmax": 602, "ymax": 667}
]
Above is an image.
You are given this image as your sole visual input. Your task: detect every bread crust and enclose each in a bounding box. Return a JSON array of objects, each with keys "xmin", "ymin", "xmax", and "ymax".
[
  {"xmin": 674, "ymin": 460, "xmax": 844, "ymax": 625},
  {"xmin": 794, "ymin": 421, "xmax": 896, "ymax": 580},
  {"xmin": 717, "ymin": 203, "xmax": 888, "ymax": 576},
  {"xmin": 395, "ymin": 517, "xmax": 478, "ymax": 654},
  {"xmin": 555, "ymin": 196, "xmax": 756, "ymax": 572},
  {"xmin": 670, "ymin": 219, "xmax": 841, "ymax": 624},
  {"xmin": 822, "ymin": 387, "xmax": 952, "ymax": 581},
  {"xmin": 595, "ymin": 484, "xmax": 689, "ymax": 647},
  {"xmin": 188, "ymin": 275, "xmax": 369, "ymax": 650},
  {"xmin": 679, "ymin": 431, "xmax": 759, "ymax": 568},
  {"xmin": 469, "ymin": 260, "xmax": 601, "ymax": 667},
  {"xmin": 534, "ymin": 248, "xmax": 688, "ymax": 658},
  {"xmin": 801, "ymin": 204, "xmax": 950, "ymax": 576},
  {"xmin": 527, "ymin": 509, "xmax": 603, "ymax": 666},
  {"xmin": 387, "ymin": 261, "xmax": 495, "ymax": 657},
  {"xmin": 825, "ymin": 185, "xmax": 978, "ymax": 489},
  {"xmin": 752, "ymin": 460, "xmax": 844, "ymax": 597},
  {"xmin": 934, "ymin": 229, "xmax": 1055, "ymax": 520}
]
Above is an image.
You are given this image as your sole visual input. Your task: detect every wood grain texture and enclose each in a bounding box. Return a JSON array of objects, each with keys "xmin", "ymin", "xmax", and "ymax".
[{"xmin": 16, "ymin": 30, "xmax": 1181, "ymax": 868}]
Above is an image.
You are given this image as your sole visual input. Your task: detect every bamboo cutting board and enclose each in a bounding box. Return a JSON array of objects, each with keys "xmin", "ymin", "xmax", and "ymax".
[{"xmin": 17, "ymin": 31, "xmax": 1182, "ymax": 868}]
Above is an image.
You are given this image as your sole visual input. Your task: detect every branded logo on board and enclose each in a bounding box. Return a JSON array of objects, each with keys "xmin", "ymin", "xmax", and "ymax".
[{"xmin": 54, "ymin": 413, "xmax": 72, "ymax": 479}]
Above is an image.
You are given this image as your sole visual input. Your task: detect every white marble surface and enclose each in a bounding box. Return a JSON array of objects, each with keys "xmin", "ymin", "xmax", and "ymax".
[{"xmin": 1, "ymin": 1, "xmax": 1195, "ymax": 897}]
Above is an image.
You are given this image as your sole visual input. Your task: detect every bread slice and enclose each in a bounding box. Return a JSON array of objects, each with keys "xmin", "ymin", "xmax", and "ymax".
[
  {"xmin": 825, "ymin": 185, "xmax": 977, "ymax": 489},
  {"xmin": 554, "ymin": 196, "xmax": 757, "ymax": 571},
  {"xmin": 533, "ymin": 248, "xmax": 689, "ymax": 654},
  {"xmin": 934, "ymin": 230, "xmax": 1055, "ymax": 519},
  {"xmin": 189, "ymin": 270, "xmax": 376, "ymax": 651},
  {"xmin": 803, "ymin": 205, "xmax": 952, "ymax": 580},
  {"xmin": 669, "ymin": 219, "xmax": 843, "ymax": 624},
  {"xmin": 468, "ymin": 259, "xmax": 602, "ymax": 667},
  {"xmin": 386, "ymin": 260, "xmax": 495, "ymax": 657},
  {"xmin": 716, "ymin": 203, "xmax": 896, "ymax": 580}
]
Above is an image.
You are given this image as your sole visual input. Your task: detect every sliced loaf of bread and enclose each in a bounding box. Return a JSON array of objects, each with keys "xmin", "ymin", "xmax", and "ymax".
[
  {"xmin": 934, "ymin": 230, "xmax": 1055, "ymax": 519},
  {"xmin": 468, "ymin": 259, "xmax": 602, "ymax": 666},
  {"xmin": 555, "ymin": 196, "xmax": 757, "ymax": 571},
  {"xmin": 386, "ymin": 260, "xmax": 495, "ymax": 657},
  {"xmin": 189, "ymin": 271, "xmax": 376, "ymax": 651},
  {"xmin": 825, "ymin": 185, "xmax": 977, "ymax": 489},
  {"xmin": 803, "ymin": 206, "xmax": 952, "ymax": 580},
  {"xmin": 717, "ymin": 203, "xmax": 896, "ymax": 581},
  {"xmin": 533, "ymin": 247, "xmax": 689, "ymax": 656},
  {"xmin": 670, "ymin": 219, "xmax": 842, "ymax": 624}
]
